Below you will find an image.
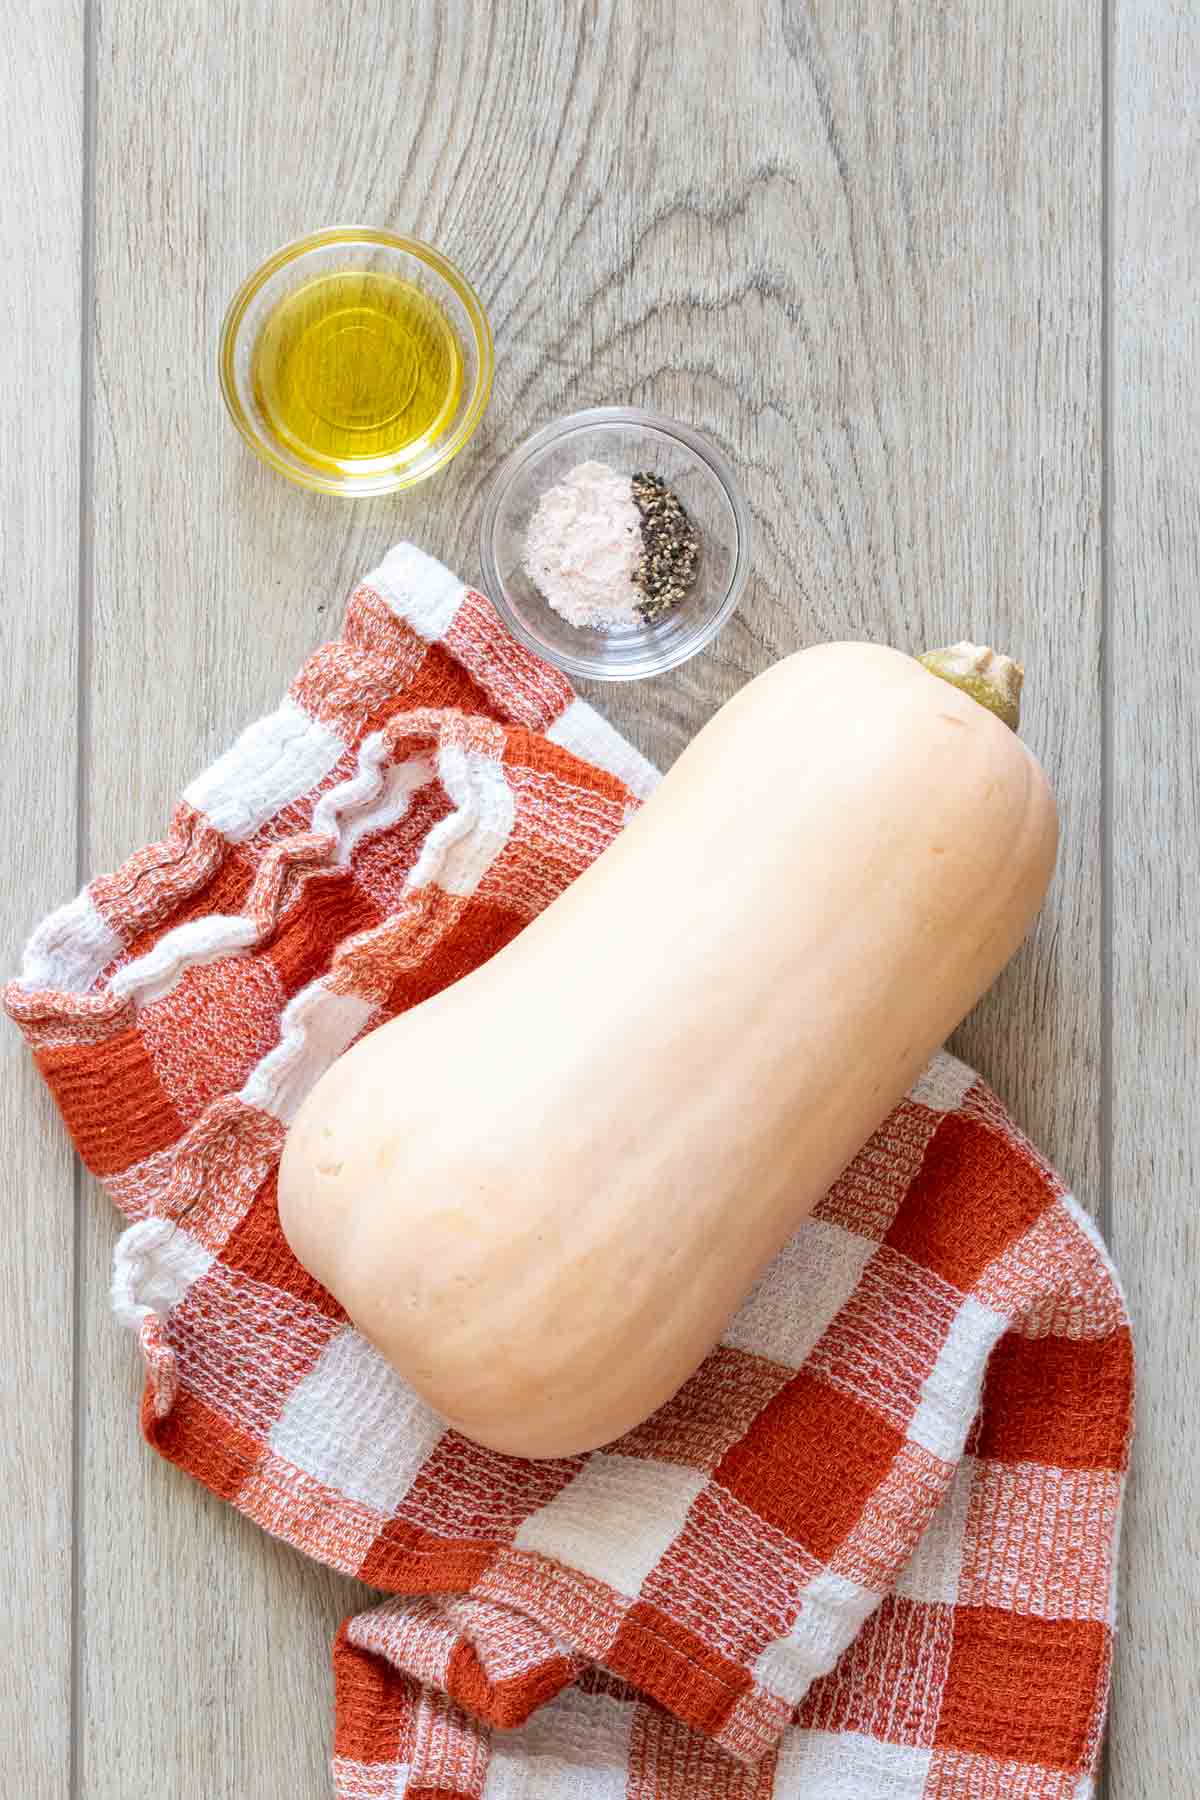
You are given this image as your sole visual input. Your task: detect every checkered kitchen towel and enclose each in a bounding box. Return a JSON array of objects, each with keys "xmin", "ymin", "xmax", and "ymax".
[{"xmin": 6, "ymin": 545, "xmax": 1132, "ymax": 1799}]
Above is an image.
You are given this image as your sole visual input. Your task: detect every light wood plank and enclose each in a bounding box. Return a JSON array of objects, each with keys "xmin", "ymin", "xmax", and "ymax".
[
  {"xmin": 580, "ymin": 0, "xmax": 1104, "ymax": 1205},
  {"xmin": 1109, "ymin": 3, "xmax": 1200, "ymax": 1791},
  {"xmin": 83, "ymin": 0, "xmax": 1101, "ymax": 1792},
  {"xmin": 82, "ymin": 4, "xmax": 386, "ymax": 1787},
  {"xmin": 0, "ymin": 2, "xmax": 84, "ymax": 1794}
]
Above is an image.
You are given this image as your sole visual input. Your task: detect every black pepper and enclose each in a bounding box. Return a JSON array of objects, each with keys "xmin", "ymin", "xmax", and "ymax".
[{"xmin": 630, "ymin": 472, "xmax": 700, "ymax": 624}]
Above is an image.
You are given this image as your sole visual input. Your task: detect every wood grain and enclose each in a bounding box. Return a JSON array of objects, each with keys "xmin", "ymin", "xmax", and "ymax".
[
  {"xmin": 1108, "ymin": 2, "xmax": 1200, "ymax": 1791},
  {"xmin": 72, "ymin": 0, "xmax": 1103, "ymax": 1793},
  {"xmin": 0, "ymin": 4, "xmax": 84, "ymax": 1794}
]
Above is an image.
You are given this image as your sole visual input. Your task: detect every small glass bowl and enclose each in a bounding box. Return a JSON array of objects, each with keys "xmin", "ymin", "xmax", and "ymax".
[
  {"xmin": 479, "ymin": 407, "xmax": 751, "ymax": 681},
  {"xmin": 219, "ymin": 227, "xmax": 493, "ymax": 496}
]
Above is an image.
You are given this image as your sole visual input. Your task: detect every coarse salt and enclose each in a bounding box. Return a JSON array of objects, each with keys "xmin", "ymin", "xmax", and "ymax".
[{"xmin": 523, "ymin": 461, "xmax": 643, "ymax": 631}]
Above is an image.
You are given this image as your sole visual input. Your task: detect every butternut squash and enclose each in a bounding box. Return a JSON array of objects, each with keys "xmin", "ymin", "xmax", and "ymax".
[{"xmin": 279, "ymin": 642, "xmax": 1057, "ymax": 1459}]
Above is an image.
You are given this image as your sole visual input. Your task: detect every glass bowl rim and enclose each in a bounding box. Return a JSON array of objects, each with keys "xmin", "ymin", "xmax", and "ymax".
[
  {"xmin": 478, "ymin": 405, "xmax": 752, "ymax": 682},
  {"xmin": 217, "ymin": 225, "xmax": 494, "ymax": 496}
]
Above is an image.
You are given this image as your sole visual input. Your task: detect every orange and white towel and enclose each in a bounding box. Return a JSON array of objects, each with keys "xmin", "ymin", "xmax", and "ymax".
[{"xmin": 6, "ymin": 544, "xmax": 1133, "ymax": 1799}]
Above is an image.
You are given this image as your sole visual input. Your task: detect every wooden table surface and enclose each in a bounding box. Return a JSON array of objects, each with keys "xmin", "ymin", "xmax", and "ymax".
[{"xmin": 3, "ymin": 2, "xmax": 1196, "ymax": 1794}]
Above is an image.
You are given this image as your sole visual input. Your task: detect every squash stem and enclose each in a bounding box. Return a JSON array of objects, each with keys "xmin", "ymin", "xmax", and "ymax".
[{"xmin": 918, "ymin": 643, "xmax": 1024, "ymax": 732}]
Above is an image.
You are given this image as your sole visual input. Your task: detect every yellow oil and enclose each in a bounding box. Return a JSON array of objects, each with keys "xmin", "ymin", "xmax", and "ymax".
[{"xmin": 252, "ymin": 270, "xmax": 463, "ymax": 475}]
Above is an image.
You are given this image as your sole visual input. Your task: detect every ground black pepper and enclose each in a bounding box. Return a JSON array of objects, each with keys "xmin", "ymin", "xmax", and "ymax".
[{"xmin": 630, "ymin": 472, "xmax": 700, "ymax": 624}]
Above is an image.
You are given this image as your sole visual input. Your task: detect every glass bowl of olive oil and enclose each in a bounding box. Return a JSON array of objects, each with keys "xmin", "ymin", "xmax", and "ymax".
[{"xmin": 219, "ymin": 227, "xmax": 493, "ymax": 496}]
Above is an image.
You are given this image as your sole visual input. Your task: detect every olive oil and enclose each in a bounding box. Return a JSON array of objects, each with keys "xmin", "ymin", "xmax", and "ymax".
[{"xmin": 251, "ymin": 270, "xmax": 462, "ymax": 476}]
